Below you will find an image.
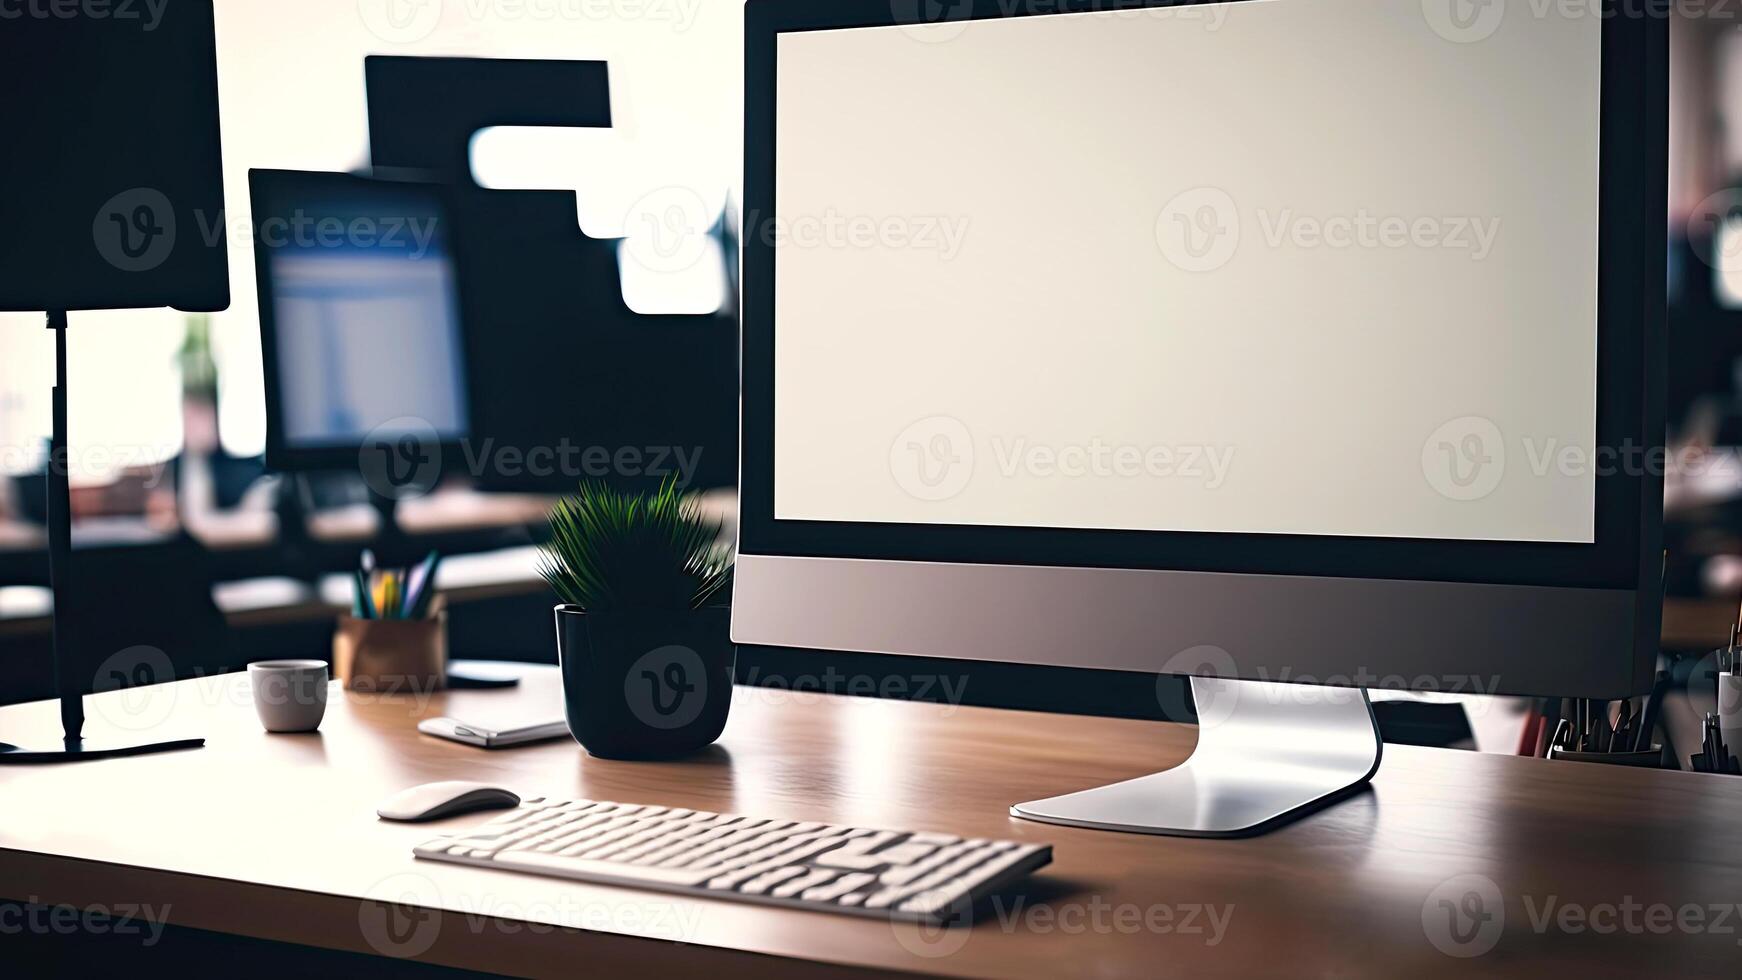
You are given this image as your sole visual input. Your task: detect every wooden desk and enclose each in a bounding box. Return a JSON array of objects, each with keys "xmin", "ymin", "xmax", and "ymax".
[{"xmin": 2, "ymin": 669, "xmax": 1738, "ymax": 977}]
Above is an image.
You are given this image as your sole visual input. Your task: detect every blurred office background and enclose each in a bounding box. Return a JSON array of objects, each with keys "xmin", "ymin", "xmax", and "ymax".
[
  {"xmin": 0, "ymin": 0, "xmax": 742, "ymax": 699},
  {"xmin": 3, "ymin": 3, "xmax": 1740, "ymax": 746}
]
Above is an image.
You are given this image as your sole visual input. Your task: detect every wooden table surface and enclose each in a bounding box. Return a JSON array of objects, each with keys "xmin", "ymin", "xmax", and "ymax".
[{"xmin": 2, "ymin": 667, "xmax": 1738, "ymax": 978}]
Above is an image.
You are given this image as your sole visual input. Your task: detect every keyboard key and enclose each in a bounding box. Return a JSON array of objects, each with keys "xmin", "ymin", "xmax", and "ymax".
[
  {"xmin": 803, "ymin": 872, "xmax": 874, "ymax": 902},
  {"xmin": 740, "ymin": 865, "xmax": 808, "ymax": 895},
  {"xmin": 774, "ymin": 868, "xmax": 837, "ymax": 898},
  {"xmin": 814, "ymin": 831, "xmax": 902, "ymax": 870}
]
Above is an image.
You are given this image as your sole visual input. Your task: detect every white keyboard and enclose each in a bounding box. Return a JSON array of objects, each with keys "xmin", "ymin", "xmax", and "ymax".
[{"xmin": 413, "ymin": 797, "xmax": 1053, "ymax": 922}]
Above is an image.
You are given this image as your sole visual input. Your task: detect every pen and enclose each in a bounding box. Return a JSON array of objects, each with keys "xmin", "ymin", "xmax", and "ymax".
[
  {"xmin": 1633, "ymin": 670, "xmax": 1667, "ymax": 753},
  {"xmin": 356, "ymin": 569, "xmax": 377, "ymax": 620}
]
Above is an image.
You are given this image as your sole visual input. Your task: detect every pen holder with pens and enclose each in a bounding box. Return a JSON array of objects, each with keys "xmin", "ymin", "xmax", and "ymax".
[{"xmin": 334, "ymin": 596, "xmax": 448, "ymax": 694}]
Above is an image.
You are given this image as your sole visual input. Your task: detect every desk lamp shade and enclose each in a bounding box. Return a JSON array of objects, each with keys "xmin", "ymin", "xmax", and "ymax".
[{"xmin": 0, "ymin": 0, "xmax": 229, "ymax": 313}]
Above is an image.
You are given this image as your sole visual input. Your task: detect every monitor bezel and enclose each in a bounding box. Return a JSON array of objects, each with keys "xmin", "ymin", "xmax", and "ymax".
[
  {"xmin": 251, "ymin": 168, "xmax": 472, "ymax": 475},
  {"xmin": 740, "ymin": 0, "xmax": 1665, "ymax": 592}
]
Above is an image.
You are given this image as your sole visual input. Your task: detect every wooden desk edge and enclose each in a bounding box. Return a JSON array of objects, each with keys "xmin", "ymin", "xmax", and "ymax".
[{"xmin": 0, "ymin": 848, "xmax": 918, "ymax": 980}]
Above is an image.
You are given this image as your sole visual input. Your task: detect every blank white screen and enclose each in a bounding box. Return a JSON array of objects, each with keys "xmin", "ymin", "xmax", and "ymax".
[{"xmin": 772, "ymin": 0, "xmax": 1601, "ymax": 543}]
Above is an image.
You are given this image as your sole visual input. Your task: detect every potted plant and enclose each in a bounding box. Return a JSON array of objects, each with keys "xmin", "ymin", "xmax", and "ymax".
[{"xmin": 540, "ymin": 478, "xmax": 734, "ymax": 759}]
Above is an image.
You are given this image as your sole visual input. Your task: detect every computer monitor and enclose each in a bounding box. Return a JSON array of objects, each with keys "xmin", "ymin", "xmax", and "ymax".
[
  {"xmin": 735, "ymin": 0, "xmax": 1666, "ymax": 836},
  {"xmin": 252, "ymin": 169, "xmax": 469, "ymax": 488}
]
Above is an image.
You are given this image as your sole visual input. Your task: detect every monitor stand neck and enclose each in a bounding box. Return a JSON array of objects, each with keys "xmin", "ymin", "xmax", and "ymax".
[{"xmin": 1010, "ymin": 677, "xmax": 1381, "ymax": 837}]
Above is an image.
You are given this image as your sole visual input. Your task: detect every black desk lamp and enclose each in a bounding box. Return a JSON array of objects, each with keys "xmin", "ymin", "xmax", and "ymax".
[{"xmin": 0, "ymin": 3, "xmax": 229, "ymax": 761}]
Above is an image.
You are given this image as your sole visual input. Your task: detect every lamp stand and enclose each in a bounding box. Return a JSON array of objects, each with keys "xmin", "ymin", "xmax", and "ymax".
[{"xmin": 0, "ymin": 311, "xmax": 204, "ymax": 763}]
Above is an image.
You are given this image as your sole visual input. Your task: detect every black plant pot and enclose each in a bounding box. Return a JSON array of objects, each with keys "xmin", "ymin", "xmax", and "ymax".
[{"xmin": 554, "ymin": 604, "xmax": 735, "ymax": 760}]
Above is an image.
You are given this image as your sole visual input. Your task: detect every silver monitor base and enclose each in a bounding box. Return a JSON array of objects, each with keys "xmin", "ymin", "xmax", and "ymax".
[{"xmin": 1011, "ymin": 677, "xmax": 1382, "ymax": 837}]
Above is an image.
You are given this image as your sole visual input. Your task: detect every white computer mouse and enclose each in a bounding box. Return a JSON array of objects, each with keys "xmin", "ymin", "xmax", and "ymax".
[{"xmin": 376, "ymin": 781, "xmax": 521, "ymax": 822}]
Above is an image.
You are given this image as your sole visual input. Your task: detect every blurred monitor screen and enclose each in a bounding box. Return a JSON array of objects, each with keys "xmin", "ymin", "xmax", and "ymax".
[{"xmin": 251, "ymin": 170, "xmax": 469, "ymax": 463}]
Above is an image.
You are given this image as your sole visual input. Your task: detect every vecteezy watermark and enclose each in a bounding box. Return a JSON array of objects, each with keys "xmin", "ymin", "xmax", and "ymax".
[
  {"xmin": 621, "ymin": 186, "xmax": 717, "ymax": 276},
  {"xmin": 1422, "ymin": 874, "xmax": 1506, "ymax": 957},
  {"xmin": 1423, "ymin": 417, "xmax": 1742, "ymax": 501},
  {"xmin": 1419, "ymin": 0, "xmax": 1508, "ymax": 43},
  {"xmin": 1155, "ymin": 645, "xmax": 1502, "ymax": 729},
  {"xmin": 235, "ymin": 210, "xmax": 439, "ymax": 259},
  {"xmin": 892, "ymin": 895, "xmax": 1235, "ymax": 959},
  {"xmin": 624, "ymin": 644, "xmax": 707, "ymax": 729},
  {"xmin": 741, "ymin": 207, "xmax": 971, "ymax": 261},
  {"xmin": 0, "ymin": 0, "xmax": 169, "ymax": 31},
  {"xmin": 1686, "ymin": 186, "xmax": 1742, "ymax": 274},
  {"xmin": 1421, "ymin": 415, "xmax": 1506, "ymax": 502},
  {"xmin": 889, "ymin": 416, "xmax": 976, "ymax": 502},
  {"xmin": 1421, "ymin": 0, "xmax": 1697, "ymax": 45},
  {"xmin": 357, "ymin": 0, "xmax": 704, "ymax": 44},
  {"xmin": 738, "ymin": 665, "xmax": 971, "ymax": 714},
  {"xmin": 1156, "ymin": 187, "xmax": 1501, "ymax": 273},
  {"xmin": 93, "ymin": 194, "xmax": 442, "ymax": 272},
  {"xmin": 181, "ymin": 208, "xmax": 441, "ymax": 258},
  {"xmin": 0, "ymin": 898, "xmax": 171, "ymax": 947},
  {"xmin": 359, "ymin": 872, "xmax": 705, "ymax": 958},
  {"xmin": 0, "ymin": 441, "xmax": 178, "ymax": 488},
  {"xmin": 360, "ymin": 873, "xmax": 445, "ymax": 958},
  {"xmin": 354, "ymin": 417, "xmax": 707, "ymax": 500},
  {"xmin": 359, "ymin": 417, "xmax": 446, "ymax": 500},
  {"xmin": 90, "ymin": 645, "xmax": 179, "ymax": 733},
  {"xmin": 1422, "ymin": 873, "xmax": 1742, "ymax": 958},
  {"xmin": 888, "ymin": 415, "xmax": 1234, "ymax": 503},
  {"xmin": 1154, "ymin": 187, "xmax": 1241, "ymax": 273},
  {"xmin": 92, "ymin": 188, "xmax": 175, "ymax": 273},
  {"xmin": 1156, "ymin": 645, "xmax": 1241, "ymax": 728}
]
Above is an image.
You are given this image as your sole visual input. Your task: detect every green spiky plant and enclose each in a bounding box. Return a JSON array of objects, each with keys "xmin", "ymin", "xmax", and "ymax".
[{"xmin": 539, "ymin": 477, "xmax": 732, "ymax": 612}]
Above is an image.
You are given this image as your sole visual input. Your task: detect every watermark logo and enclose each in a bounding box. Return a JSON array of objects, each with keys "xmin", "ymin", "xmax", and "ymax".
[
  {"xmin": 1421, "ymin": 0, "xmax": 1505, "ymax": 43},
  {"xmin": 622, "ymin": 185, "xmax": 715, "ymax": 275},
  {"xmin": 890, "ymin": 415, "xmax": 975, "ymax": 502},
  {"xmin": 1158, "ymin": 190, "xmax": 1500, "ymax": 270},
  {"xmin": 893, "ymin": 895, "xmax": 1236, "ymax": 956},
  {"xmin": 1421, "ymin": 415, "xmax": 1505, "ymax": 501},
  {"xmin": 93, "ymin": 188, "xmax": 175, "ymax": 273},
  {"xmin": 739, "ymin": 665, "xmax": 971, "ymax": 713},
  {"xmin": 359, "ymin": 416, "xmax": 443, "ymax": 499},
  {"xmin": 90, "ymin": 645, "xmax": 177, "ymax": 733},
  {"xmin": 0, "ymin": 0, "xmax": 169, "ymax": 30},
  {"xmin": 1422, "ymin": 874, "xmax": 1505, "ymax": 957},
  {"xmin": 358, "ymin": 0, "xmax": 444, "ymax": 43},
  {"xmin": 360, "ymin": 872, "xmax": 444, "ymax": 958},
  {"xmin": 891, "ymin": 893, "xmax": 975, "ymax": 958},
  {"xmin": 1687, "ymin": 188, "xmax": 1742, "ymax": 274},
  {"xmin": 1155, "ymin": 187, "xmax": 1240, "ymax": 273},
  {"xmin": 1156, "ymin": 645, "xmax": 1241, "ymax": 728},
  {"xmin": 892, "ymin": 0, "xmax": 975, "ymax": 43},
  {"xmin": 0, "ymin": 898, "xmax": 171, "ymax": 946},
  {"xmin": 624, "ymin": 644, "xmax": 707, "ymax": 729},
  {"xmin": 742, "ymin": 207, "xmax": 970, "ymax": 259}
]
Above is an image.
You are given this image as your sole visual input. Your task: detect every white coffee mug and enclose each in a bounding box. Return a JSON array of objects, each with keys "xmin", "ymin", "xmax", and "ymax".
[{"xmin": 249, "ymin": 660, "xmax": 330, "ymax": 733}]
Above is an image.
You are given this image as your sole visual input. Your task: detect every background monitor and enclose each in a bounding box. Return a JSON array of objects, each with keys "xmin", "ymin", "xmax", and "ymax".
[
  {"xmin": 734, "ymin": 0, "xmax": 1666, "ymax": 702},
  {"xmin": 252, "ymin": 170, "xmax": 469, "ymax": 474},
  {"xmin": 364, "ymin": 56, "xmax": 740, "ymax": 492}
]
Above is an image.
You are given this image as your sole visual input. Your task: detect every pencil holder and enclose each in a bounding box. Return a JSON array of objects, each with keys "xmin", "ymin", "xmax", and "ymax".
[{"xmin": 333, "ymin": 599, "xmax": 448, "ymax": 695}]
